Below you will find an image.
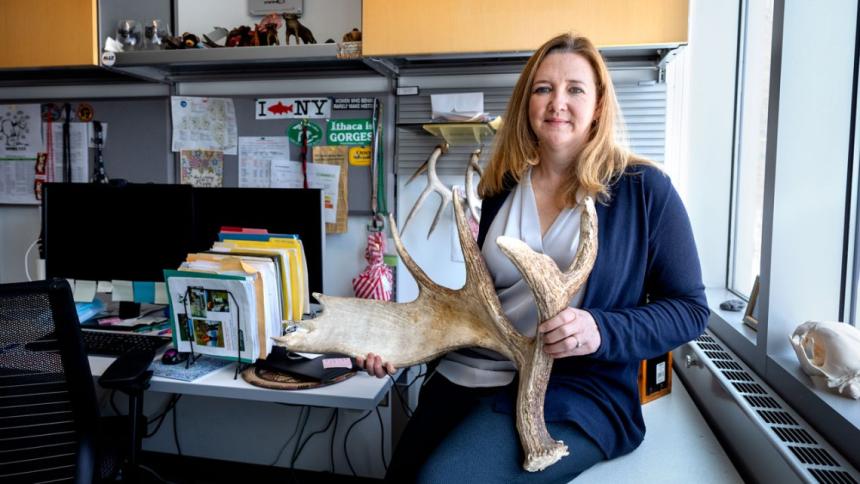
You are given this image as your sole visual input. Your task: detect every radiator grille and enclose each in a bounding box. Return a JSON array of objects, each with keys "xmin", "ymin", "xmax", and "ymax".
[{"xmin": 692, "ymin": 333, "xmax": 859, "ymax": 483}]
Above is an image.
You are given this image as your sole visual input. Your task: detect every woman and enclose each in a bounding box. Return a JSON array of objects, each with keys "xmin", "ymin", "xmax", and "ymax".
[{"xmin": 358, "ymin": 33, "xmax": 708, "ymax": 483}]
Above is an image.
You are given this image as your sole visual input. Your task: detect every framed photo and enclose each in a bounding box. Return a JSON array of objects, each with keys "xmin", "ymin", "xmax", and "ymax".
[{"xmin": 743, "ymin": 275, "xmax": 760, "ymax": 330}]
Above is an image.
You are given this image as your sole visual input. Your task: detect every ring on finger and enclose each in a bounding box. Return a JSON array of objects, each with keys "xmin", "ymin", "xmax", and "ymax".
[{"xmin": 572, "ymin": 335, "xmax": 582, "ymax": 349}]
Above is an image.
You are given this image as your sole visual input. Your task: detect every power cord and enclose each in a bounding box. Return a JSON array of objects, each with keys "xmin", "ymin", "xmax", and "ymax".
[
  {"xmin": 291, "ymin": 408, "xmax": 338, "ymax": 470},
  {"xmin": 23, "ymin": 238, "xmax": 39, "ymax": 281},
  {"xmin": 146, "ymin": 394, "xmax": 182, "ymax": 438},
  {"xmin": 137, "ymin": 463, "xmax": 174, "ymax": 484},
  {"xmin": 330, "ymin": 409, "xmax": 339, "ymax": 474},
  {"xmin": 375, "ymin": 406, "xmax": 388, "ymax": 471},
  {"xmin": 172, "ymin": 399, "xmax": 182, "ymax": 456},
  {"xmin": 343, "ymin": 410, "xmax": 372, "ymax": 476},
  {"xmin": 271, "ymin": 405, "xmax": 309, "ymax": 466}
]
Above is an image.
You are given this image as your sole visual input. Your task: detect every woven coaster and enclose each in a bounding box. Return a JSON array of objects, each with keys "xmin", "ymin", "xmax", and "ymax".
[{"xmin": 241, "ymin": 365, "xmax": 356, "ymax": 390}]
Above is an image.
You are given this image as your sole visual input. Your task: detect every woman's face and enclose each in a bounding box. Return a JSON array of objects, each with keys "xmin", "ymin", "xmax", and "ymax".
[{"xmin": 528, "ymin": 52, "xmax": 598, "ymax": 159}]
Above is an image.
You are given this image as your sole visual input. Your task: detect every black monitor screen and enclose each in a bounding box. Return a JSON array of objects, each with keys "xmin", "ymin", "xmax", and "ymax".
[
  {"xmin": 192, "ymin": 187, "xmax": 325, "ymax": 295},
  {"xmin": 42, "ymin": 183, "xmax": 195, "ymax": 283}
]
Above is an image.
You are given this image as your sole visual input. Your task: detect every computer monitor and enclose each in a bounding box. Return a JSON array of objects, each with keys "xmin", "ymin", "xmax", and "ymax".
[
  {"xmin": 192, "ymin": 187, "xmax": 325, "ymax": 295},
  {"xmin": 43, "ymin": 183, "xmax": 326, "ymax": 297},
  {"xmin": 42, "ymin": 182, "xmax": 195, "ymax": 283}
]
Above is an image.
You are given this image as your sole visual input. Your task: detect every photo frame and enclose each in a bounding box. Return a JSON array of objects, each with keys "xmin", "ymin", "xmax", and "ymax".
[{"xmin": 743, "ymin": 275, "xmax": 760, "ymax": 330}]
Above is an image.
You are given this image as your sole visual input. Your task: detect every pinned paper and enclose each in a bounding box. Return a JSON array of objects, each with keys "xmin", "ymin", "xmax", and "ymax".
[
  {"xmin": 430, "ymin": 92, "xmax": 486, "ymax": 122},
  {"xmin": 180, "ymin": 149, "xmax": 224, "ymax": 187},
  {"xmin": 348, "ymin": 146, "xmax": 371, "ymax": 166},
  {"xmin": 133, "ymin": 281, "xmax": 156, "ymax": 304},
  {"xmin": 0, "ymin": 104, "xmax": 41, "ymax": 158},
  {"xmin": 154, "ymin": 282, "xmax": 169, "ymax": 304},
  {"xmin": 112, "ymin": 280, "xmax": 134, "ymax": 302},
  {"xmin": 72, "ymin": 280, "xmax": 97, "ymax": 303}
]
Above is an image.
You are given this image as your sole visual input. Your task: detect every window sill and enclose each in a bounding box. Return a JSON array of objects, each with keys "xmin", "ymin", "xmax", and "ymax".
[
  {"xmin": 705, "ymin": 287, "xmax": 757, "ymax": 344},
  {"xmin": 705, "ymin": 286, "xmax": 860, "ymax": 469}
]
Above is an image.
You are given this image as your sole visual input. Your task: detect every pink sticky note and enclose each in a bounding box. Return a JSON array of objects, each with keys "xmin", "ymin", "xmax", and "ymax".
[{"xmin": 322, "ymin": 357, "xmax": 353, "ymax": 369}]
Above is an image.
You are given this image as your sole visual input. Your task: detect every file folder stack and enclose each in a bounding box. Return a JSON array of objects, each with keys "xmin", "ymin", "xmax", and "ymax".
[{"xmin": 163, "ymin": 228, "xmax": 310, "ymax": 363}]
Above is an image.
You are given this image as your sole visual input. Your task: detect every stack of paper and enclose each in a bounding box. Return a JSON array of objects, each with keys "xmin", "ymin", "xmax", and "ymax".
[{"xmin": 162, "ymin": 228, "xmax": 310, "ymax": 363}]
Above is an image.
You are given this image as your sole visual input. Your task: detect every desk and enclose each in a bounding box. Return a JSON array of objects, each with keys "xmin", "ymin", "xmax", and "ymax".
[
  {"xmin": 88, "ymin": 355, "xmax": 394, "ymax": 410},
  {"xmin": 88, "ymin": 355, "xmax": 398, "ymax": 478}
]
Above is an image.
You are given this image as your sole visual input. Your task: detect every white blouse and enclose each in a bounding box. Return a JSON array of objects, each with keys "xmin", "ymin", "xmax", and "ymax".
[{"xmin": 437, "ymin": 168, "xmax": 587, "ymax": 387}]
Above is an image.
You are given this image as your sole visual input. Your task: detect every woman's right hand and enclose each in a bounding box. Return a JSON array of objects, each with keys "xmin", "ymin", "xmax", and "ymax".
[{"xmin": 355, "ymin": 352, "xmax": 396, "ymax": 378}]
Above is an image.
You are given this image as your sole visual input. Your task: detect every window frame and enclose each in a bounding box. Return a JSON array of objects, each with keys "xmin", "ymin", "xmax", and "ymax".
[{"xmin": 705, "ymin": 0, "xmax": 860, "ymax": 468}]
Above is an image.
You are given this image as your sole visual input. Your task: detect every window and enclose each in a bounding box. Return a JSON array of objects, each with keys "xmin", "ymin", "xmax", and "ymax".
[{"xmin": 729, "ymin": 0, "xmax": 773, "ymax": 298}]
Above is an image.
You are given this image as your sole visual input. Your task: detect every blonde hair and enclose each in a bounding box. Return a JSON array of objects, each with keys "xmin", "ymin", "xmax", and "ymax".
[{"xmin": 479, "ymin": 33, "xmax": 652, "ymax": 205}]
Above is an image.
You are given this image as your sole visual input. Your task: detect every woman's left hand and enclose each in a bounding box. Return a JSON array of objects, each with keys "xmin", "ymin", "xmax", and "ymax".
[{"xmin": 538, "ymin": 307, "xmax": 601, "ymax": 358}]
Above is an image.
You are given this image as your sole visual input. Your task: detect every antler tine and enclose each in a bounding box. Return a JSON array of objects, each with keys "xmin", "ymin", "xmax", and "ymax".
[
  {"xmin": 405, "ymin": 156, "xmax": 430, "ymax": 186},
  {"xmin": 402, "ymin": 144, "xmax": 452, "ymax": 237},
  {"xmin": 496, "ymin": 197, "xmax": 598, "ymax": 320},
  {"xmin": 400, "ymin": 184, "xmax": 433, "ymax": 236},
  {"xmin": 425, "ymin": 143, "xmax": 453, "ymax": 238},
  {"xmin": 426, "ymin": 191, "xmax": 452, "ymax": 239},
  {"xmin": 465, "ymin": 148, "xmax": 483, "ymax": 221},
  {"xmin": 388, "ymin": 213, "xmax": 444, "ymax": 293}
]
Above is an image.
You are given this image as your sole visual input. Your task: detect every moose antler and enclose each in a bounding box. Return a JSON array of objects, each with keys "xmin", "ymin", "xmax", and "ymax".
[
  {"xmin": 401, "ymin": 143, "xmax": 452, "ymax": 238},
  {"xmin": 274, "ymin": 194, "xmax": 598, "ymax": 471},
  {"xmin": 465, "ymin": 148, "xmax": 483, "ymax": 222}
]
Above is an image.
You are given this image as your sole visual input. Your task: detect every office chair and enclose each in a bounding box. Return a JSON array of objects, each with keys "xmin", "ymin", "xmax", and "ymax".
[{"xmin": 0, "ymin": 279, "xmax": 153, "ymax": 483}]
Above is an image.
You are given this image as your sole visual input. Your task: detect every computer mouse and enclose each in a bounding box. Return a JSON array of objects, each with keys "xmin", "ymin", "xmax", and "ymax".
[{"xmin": 161, "ymin": 348, "xmax": 188, "ymax": 365}]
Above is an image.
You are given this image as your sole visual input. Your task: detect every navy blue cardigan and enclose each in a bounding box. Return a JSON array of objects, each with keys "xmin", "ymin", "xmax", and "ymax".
[{"xmin": 479, "ymin": 164, "xmax": 709, "ymax": 459}]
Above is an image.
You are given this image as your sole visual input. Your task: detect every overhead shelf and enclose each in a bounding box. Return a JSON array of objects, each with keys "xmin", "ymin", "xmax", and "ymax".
[
  {"xmin": 0, "ymin": 42, "xmax": 683, "ymax": 89},
  {"xmin": 108, "ymin": 43, "xmax": 381, "ymax": 83}
]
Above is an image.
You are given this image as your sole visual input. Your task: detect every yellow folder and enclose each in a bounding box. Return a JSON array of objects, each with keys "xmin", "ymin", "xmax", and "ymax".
[
  {"xmin": 218, "ymin": 239, "xmax": 307, "ymax": 319},
  {"xmin": 211, "ymin": 242, "xmax": 298, "ymax": 321}
]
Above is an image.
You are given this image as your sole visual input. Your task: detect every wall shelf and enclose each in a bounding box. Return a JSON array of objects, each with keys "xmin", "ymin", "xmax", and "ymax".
[{"xmin": 109, "ymin": 44, "xmax": 380, "ymax": 83}]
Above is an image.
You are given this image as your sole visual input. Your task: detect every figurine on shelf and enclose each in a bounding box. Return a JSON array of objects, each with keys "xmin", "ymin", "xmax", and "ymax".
[
  {"xmin": 225, "ymin": 26, "xmax": 254, "ymax": 47},
  {"xmin": 164, "ymin": 32, "xmax": 201, "ymax": 49},
  {"xmin": 342, "ymin": 28, "xmax": 362, "ymax": 42},
  {"xmin": 183, "ymin": 33, "xmax": 200, "ymax": 48},
  {"xmin": 282, "ymin": 14, "xmax": 316, "ymax": 44},
  {"xmin": 253, "ymin": 13, "xmax": 282, "ymax": 46}
]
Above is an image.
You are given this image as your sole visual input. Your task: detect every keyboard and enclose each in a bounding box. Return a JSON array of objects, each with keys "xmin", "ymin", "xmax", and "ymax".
[{"xmin": 82, "ymin": 330, "xmax": 171, "ymax": 357}]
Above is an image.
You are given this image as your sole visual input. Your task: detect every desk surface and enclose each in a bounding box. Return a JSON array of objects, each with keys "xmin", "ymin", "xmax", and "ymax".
[{"xmin": 88, "ymin": 356, "xmax": 394, "ymax": 411}]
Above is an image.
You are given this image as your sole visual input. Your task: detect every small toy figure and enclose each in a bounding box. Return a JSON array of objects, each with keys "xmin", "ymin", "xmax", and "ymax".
[
  {"xmin": 225, "ymin": 26, "xmax": 253, "ymax": 47},
  {"xmin": 342, "ymin": 28, "xmax": 362, "ymax": 42},
  {"xmin": 282, "ymin": 14, "xmax": 316, "ymax": 44}
]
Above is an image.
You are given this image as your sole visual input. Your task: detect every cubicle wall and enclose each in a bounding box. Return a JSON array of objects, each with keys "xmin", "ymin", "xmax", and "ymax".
[{"xmin": 393, "ymin": 73, "xmax": 669, "ymax": 303}]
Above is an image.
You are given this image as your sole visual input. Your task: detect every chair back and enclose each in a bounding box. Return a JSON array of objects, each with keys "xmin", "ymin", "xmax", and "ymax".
[{"xmin": 0, "ymin": 279, "xmax": 99, "ymax": 483}]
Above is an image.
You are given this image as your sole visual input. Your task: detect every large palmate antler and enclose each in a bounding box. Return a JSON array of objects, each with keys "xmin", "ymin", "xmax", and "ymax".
[
  {"xmin": 400, "ymin": 143, "xmax": 452, "ymax": 238},
  {"xmin": 274, "ymin": 195, "xmax": 598, "ymax": 472}
]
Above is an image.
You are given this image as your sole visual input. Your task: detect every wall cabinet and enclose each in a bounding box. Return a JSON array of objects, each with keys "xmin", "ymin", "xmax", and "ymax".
[
  {"xmin": 362, "ymin": 0, "xmax": 688, "ymax": 56},
  {"xmin": 0, "ymin": 0, "xmax": 98, "ymax": 68}
]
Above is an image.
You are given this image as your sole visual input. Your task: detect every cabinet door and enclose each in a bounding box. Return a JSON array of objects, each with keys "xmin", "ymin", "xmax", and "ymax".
[
  {"xmin": 363, "ymin": 0, "xmax": 688, "ymax": 56},
  {"xmin": 0, "ymin": 0, "xmax": 98, "ymax": 68}
]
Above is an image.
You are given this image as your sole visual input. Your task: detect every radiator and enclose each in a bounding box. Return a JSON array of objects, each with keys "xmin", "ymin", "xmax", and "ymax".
[{"xmin": 674, "ymin": 330, "xmax": 859, "ymax": 484}]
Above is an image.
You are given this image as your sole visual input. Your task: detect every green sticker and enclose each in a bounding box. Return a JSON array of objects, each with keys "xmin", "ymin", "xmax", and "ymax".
[
  {"xmin": 287, "ymin": 122, "xmax": 323, "ymax": 146},
  {"xmin": 326, "ymin": 118, "xmax": 373, "ymax": 146}
]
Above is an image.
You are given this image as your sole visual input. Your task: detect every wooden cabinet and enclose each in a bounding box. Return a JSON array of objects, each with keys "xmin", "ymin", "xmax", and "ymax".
[
  {"xmin": 0, "ymin": 0, "xmax": 98, "ymax": 68},
  {"xmin": 363, "ymin": 0, "xmax": 688, "ymax": 56}
]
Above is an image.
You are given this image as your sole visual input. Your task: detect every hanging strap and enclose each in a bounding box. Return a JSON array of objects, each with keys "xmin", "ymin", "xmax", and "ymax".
[
  {"xmin": 300, "ymin": 119, "xmax": 309, "ymax": 189},
  {"xmin": 369, "ymin": 99, "xmax": 384, "ymax": 231},
  {"xmin": 62, "ymin": 104, "xmax": 71, "ymax": 182}
]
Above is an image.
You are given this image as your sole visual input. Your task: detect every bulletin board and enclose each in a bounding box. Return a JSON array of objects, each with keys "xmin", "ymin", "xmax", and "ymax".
[
  {"xmin": 0, "ymin": 98, "xmax": 172, "ymax": 205},
  {"xmin": 0, "ymin": 92, "xmax": 391, "ymax": 225}
]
